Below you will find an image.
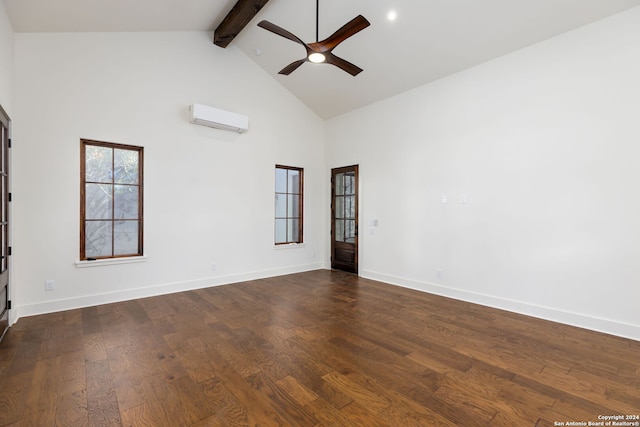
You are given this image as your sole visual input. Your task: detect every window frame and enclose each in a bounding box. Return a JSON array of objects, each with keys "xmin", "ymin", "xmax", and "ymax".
[
  {"xmin": 274, "ymin": 165, "xmax": 303, "ymax": 245},
  {"xmin": 80, "ymin": 139, "xmax": 144, "ymax": 261}
]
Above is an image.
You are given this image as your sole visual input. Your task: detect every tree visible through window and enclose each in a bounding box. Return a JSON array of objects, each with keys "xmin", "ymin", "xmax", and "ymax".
[
  {"xmin": 81, "ymin": 140, "xmax": 143, "ymax": 260},
  {"xmin": 275, "ymin": 165, "xmax": 303, "ymax": 244}
]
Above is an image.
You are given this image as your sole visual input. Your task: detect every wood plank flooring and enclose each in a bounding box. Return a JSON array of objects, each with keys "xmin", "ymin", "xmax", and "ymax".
[{"xmin": 0, "ymin": 269, "xmax": 639, "ymax": 426}]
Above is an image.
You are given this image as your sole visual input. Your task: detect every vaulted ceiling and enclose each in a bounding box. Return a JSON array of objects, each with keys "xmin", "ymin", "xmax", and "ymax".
[{"xmin": 4, "ymin": 0, "xmax": 640, "ymax": 118}]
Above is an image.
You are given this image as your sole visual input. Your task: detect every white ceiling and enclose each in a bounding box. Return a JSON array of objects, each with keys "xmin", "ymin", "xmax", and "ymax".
[{"xmin": 4, "ymin": 0, "xmax": 640, "ymax": 118}]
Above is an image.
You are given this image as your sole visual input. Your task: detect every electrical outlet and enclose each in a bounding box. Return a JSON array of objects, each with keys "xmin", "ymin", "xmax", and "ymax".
[
  {"xmin": 45, "ymin": 280, "xmax": 55, "ymax": 291},
  {"xmin": 436, "ymin": 269, "xmax": 443, "ymax": 279},
  {"xmin": 211, "ymin": 263, "xmax": 217, "ymax": 271}
]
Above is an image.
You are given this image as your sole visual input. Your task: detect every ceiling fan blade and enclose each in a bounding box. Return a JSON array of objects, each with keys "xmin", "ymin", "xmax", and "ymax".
[
  {"xmin": 316, "ymin": 15, "xmax": 370, "ymax": 52},
  {"xmin": 258, "ymin": 20, "xmax": 308, "ymax": 47},
  {"xmin": 279, "ymin": 59, "xmax": 307, "ymax": 75},
  {"xmin": 325, "ymin": 53, "xmax": 363, "ymax": 76}
]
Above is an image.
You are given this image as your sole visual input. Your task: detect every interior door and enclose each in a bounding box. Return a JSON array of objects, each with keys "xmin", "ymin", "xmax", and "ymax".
[
  {"xmin": 0, "ymin": 106, "xmax": 10, "ymax": 342},
  {"xmin": 331, "ymin": 165, "xmax": 358, "ymax": 273}
]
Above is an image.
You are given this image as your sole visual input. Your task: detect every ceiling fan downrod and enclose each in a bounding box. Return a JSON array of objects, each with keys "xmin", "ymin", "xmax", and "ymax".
[
  {"xmin": 309, "ymin": 0, "xmax": 325, "ymax": 63},
  {"xmin": 316, "ymin": 0, "xmax": 319, "ymax": 42}
]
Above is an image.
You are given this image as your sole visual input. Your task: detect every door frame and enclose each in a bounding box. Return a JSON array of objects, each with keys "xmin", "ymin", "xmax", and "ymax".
[
  {"xmin": 331, "ymin": 165, "xmax": 359, "ymax": 274},
  {"xmin": 0, "ymin": 104, "xmax": 10, "ymax": 342}
]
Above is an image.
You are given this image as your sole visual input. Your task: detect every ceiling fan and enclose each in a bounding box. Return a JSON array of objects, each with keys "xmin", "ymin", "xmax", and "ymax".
[{"xmin": 257, "ymin": 0, "xmax": 370, "ymax": 76}]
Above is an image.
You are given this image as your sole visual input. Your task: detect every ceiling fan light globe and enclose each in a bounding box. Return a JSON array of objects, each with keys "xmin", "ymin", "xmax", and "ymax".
[{"xmin": 308, "ymin": 52, "xmax": 326, "ymax": 63}]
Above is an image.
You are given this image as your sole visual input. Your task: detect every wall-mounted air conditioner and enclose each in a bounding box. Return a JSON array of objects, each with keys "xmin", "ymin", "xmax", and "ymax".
[{"xmin": 189, "ymin": 103, "xmax": 249, "ymax": 133}]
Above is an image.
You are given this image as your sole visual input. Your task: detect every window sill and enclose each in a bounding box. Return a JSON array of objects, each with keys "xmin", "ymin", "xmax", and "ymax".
[
  {"xmin": 274, "ymin": 243, "xmax": 305, "ymax": 250},
  {"xmin": 75, "ymin": 256, "xmax": 147, "ymax": 268}
]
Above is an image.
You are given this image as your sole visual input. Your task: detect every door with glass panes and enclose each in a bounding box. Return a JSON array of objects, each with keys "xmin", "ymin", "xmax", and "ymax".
[
  {"xmin": 0, "ymin": 107, "xmax": 10, "ymax": 342},
  {"xmin": 331, "ymin": 165, "xmax": 358, "ymax": 273}
]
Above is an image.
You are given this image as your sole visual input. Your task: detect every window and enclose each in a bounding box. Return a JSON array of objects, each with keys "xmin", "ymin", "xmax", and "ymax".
[
  {"xmin": 81, "ymin": 140, "xmax": 143, "ymax": 260},
  {"xmin": 275, "ymin": 165, "xmax": 303, "ymax": 244}
]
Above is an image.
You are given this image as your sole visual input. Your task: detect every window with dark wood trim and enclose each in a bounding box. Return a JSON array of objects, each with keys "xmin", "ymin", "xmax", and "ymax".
[
  {"xmin": 275, "ymin": 165, "xmax": 303, "ymax": 244},
  {"xmin": 80, "ymin": 139, "xmax": 143, "ymax": 260}
]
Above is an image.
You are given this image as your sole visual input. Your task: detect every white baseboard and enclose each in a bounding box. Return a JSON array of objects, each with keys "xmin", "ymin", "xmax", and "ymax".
[
  {"xmin": 361, "ymin": 269, "xmax": 640, "ymax": 342},
  {"xmin": 14, "ymin": 263, "xmax": 324, "ymax": 322},
  {"xmin": 14, "ymin": 265, "xmax": 638, "ymax": 342}
]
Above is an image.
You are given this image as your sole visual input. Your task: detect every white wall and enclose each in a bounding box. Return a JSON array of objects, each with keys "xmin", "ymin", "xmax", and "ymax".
[
  {"xmin": 13, "ymin": 31, "xmax": 327, "ymax": 319},
  {"xmin": 0, "ymin": 2, "xmax": 13, "ymax": 113},
  {"xmin": 327, "ymin": 7, "xmax": 640, "ymax": 340}
]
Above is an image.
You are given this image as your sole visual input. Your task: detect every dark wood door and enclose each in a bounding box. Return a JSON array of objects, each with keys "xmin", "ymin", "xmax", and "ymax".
[
  {"xmin": 331, "ymin": 165, "xmax": 358, "ymax": 273},
  {"xmin": 0, "ymin": 107, "xmax": 10, "ymax": 342}
]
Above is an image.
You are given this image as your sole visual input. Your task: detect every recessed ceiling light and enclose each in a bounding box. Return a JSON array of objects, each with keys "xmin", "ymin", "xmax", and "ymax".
[{"xmin": 387, "ymin": 10, "xmax": 397, "ymax": 21}]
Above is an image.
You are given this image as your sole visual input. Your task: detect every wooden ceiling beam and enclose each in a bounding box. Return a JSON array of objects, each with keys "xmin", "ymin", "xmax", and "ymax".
[{"xmin": 214, "ymin": 0, "xmax": 270, "ymax": 48}]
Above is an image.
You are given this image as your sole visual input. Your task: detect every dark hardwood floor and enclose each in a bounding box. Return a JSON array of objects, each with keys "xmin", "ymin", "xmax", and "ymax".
[{"xmin": 0, "ymin": 270, "xmax": 638, "ymax": 426}]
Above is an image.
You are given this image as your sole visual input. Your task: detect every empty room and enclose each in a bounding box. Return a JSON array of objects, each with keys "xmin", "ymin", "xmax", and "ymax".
[{"xmin": 1, "ymin": 0, "xmax": 639, "ymax": 425}]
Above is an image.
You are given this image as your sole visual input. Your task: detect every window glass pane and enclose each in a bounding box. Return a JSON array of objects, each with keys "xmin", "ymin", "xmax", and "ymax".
[
  {"xmin": 86, "ymin": 184, "xmax": 113, "ymax": 220},
  {"xmin": 287, "ymin": 170, "xmax": 300, "ymax": 194},
  {"xmin": 345, "ymin": 173, "xmax": 355, "ymax": 195},
  {"xmin": 335, "ymin": 196, "xmax": 344, "ymax": 219},
  {"xmin": 275, "ymin": 219, "xmax": 287, "ymax": 243},
  {"xmin": 288, "ymin": 194, "xmax": 300, "ymax": 217},
  {"xmin": 335, "ymin": 173, "xmax": 344, "ymax": 196},
  {"xmin": 275, "ymin": 193, "xmax": 287, "ymax": 218},
  {"xmin": 288, "ymin": 219, "xmax": 300, "ymax": 243},
  {"xmin": 114, "ymin": 149, "xmax": 139, "ymax": 184},
  {"xmin": 346, "ymin": 195, "xmax": 356, "ymax": 219},
  {"xmin": 335, "ymin": 220, "xmax": 344, "ymax": 242},
  {"xmin": 0, "ymin": 128, "xmax": 3, "ymax": 173},
  {"xmin": 86, "ymin": 221, "xmax": 112, "ymax": 258},
  {"xmin": 114, "ymin": 221, "xmax": 138, "ymax": 255},
  {"xmin": 86, "ymin": 145, "xmax": 112, "ymax": 182},
  {"xmin": 345, "ymin": 220, "xmax": 356, "ymax": 243},
  {"xmin": 1, "ymin": 177, "xmax": 5, "ymax": 221},
  {"xmin": 114, "ymin": 185, "xmax": 138, "ymax": 219},
  {"xmin": 275, "ymin": 168, "xmax": 287, "ymax": 193},
  {"xmin": 1, "ymin": 224, "xmax": 6, "ymax": 272}
]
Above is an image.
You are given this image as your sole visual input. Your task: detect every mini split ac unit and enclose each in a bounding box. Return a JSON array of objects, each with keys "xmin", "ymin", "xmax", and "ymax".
[{"xmin": 189, "ymin": 103, "xmax": 249, "ymax": 133}]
